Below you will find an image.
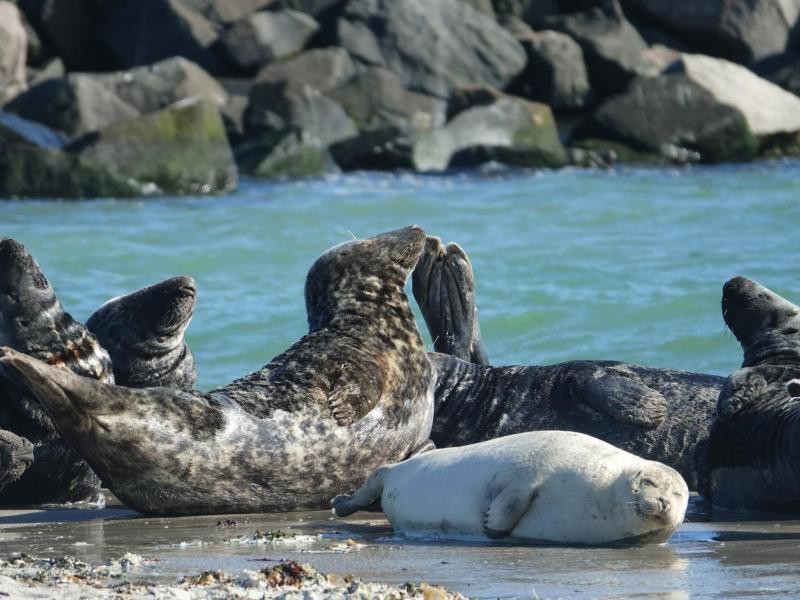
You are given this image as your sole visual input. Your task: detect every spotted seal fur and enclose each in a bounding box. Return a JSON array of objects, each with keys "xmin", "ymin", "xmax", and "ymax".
[
  {"xmin": 333, "ymin": 430, "xmax": 688, "ymax": 545},
  {"xmin": 0, "ymin": 237, "xmax": 114, "ymax": 504},
  {"xmin": 86, "ymin": 276, "xmax": 197, "ymax": 390},
  {"xmin": 0, "ymin": 430, "xmax": 33, "ymax": 490},
  {"xmin": 0, "ymin": 226, "xmax": 434, "ymax": 516}
]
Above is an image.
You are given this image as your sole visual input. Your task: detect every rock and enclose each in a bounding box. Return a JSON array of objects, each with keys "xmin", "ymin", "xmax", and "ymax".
[
  {"xmin": 583, "ymin": 73, "xmax": 759, "ymax": 163},
  {"xmin": 18, "ymin": 0, "xmax": 118, "ymax": 71},
  {"xmin": 253, "ymin": 47, "xmax": 355, "ymax": 92},
  {"xmin": 0, "ymin": 110, "xmax": 65, "ymax": 148},
  {"xmin": 275, "ymin": 0, "xmax": 342, "ymax": 17},
  {"xmin": 446, "ymin": 85, "xmax": 506, "ymax": 118},
  {"xmin": 492, "ymin": 0, "xmax": 558, "ymax": 21},
  {"xmin": 0, "ymin": 2, "xmax": 27, "ymax": 104},
  {"xmin": 508, "ymin": 29, "xmax": 593, "ymax": 109},
  {"xmin": 27, "ymin": 57, "xmax": 64, "ymax": 87},
  {"xmin": 462, "ymin": 0, "xmax": 495, "ymax": 17},
  {"xmin": 90, "ymin": 57, "xmax": 228, "ymax": 114},
  {"xmin": 329, "ymin": 126, "xmax": 415, "ymax": 171},
  {"xmin": 192, "ymin": 0, "xmax": 277, "ymax": 24},
  {"xmin": 620, "ymin": 0, "xmax": 800, "ymax": 64},
  {"xmin": 0, "ymin": 113, "xmax": 138, "ymax": 198},
  {"xmin": 19, "ymin": 9, "xmax": 50, "ymax": 69},
  {"xmin": 542, "ymin": 0, "xmax": 658, "ymax": 97},
  {"xmin": 4, "ymin": 74, "xmax": 139, "ymax": 138},
  {"xmin": 246, "ymin": 80, "xmax": 357, "ymax": 145},
  {"xmin": 327, "ymin": 67, "xmax": 446, "ymax": 133},
  {"xmin": 100, "ymin": 0, "xmax": 221, "ymax": 73},
  {"xmin": 672, "ymin": 53, "xmax": 800, "ymax": 138},
  {"xmin": 221, "ymin": 94, "xmax": 249, "ymax": 143},
  {"xmin": 755, "ymin": 54, "xmax": 800, "ymax": 98},
  {"xmin": 72, "ymin": 99, "xmax": 238, "ymax": 194},
  {"xmin": 220, "ymin": 10, "xmax": 319, "ymax": 73},
  {"xmin": 412, "ymin": 95, "xmax": 567, "ymax": 171},
  {"xmin": 246, "ymin": 130, "xmax": 333, "ymax": 178},
  {"xmin": 335, "ymin": 0, "xmax": 527, "ymax": 98}
]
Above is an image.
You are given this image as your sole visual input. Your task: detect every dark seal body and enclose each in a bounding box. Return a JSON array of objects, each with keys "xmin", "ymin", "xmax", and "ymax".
[
  {"xmin": 86, "ymin": 276, "xmax": 197, "ymax": 390},
  {"xmin": 0, "ymin": 226, "xmax": 435, "ymax": 516},
  {"xmin": 413, "ymin": 236, "xmax": 723, "ymax": 491},
  {"xmin": 708, "ymin": 276, "xmax": 800, "ymax": 513},
  {"xmin": 0, "ymin": 238, "xmax": 114, "ymax": 504}
]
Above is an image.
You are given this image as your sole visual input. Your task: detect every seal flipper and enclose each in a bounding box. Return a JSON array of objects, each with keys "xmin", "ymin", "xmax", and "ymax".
[
  {"xmin": 0, "ymin": 430, "xmax": 33, "ymax": 488},
  {"xmin": 717, "ymin": 366, "xmax": 789, "ymax": 418},
  {"xmin": 327, "ymin": 363, "xmax": 385, "ymax": 426},
  {"xmin": 483, "ymin": 477, "xmax": 539, "ymax": 539},
  {"xmin": 331, "ymin": 465, "xmax": 389, "ymax": 517},
  {"xmin": 412, "ymin": 236, "xmax": 489, "ymax": 366},
  {"xmin": 574, "ymin": 366, "xmax": 667, "ymax": 428}
]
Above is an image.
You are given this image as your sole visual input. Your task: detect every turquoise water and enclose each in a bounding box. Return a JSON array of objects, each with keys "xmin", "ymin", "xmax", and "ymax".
[{"xmin": 2, "ymin": 161, "xmax": 799, "ymax": 389}]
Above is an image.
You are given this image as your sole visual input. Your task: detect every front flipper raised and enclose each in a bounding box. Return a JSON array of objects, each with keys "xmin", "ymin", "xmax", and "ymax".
[
  {"xmin": 571, "ymin": 365, "xmax": 667, "ymax": 428},
  {"xmin": 717, "ymin": 365, "xmax": 797, "ymax": 419},
  {"xmin": 331, "ymin": 465, "xmax": 389, "ymax": 517},
  {"xmin": 484, "ymin": 475, "xmax": 539, "ymax": 539},
  {"xmin": 412, "ymin": 236, "xmax": 489, "ymax": 366}
]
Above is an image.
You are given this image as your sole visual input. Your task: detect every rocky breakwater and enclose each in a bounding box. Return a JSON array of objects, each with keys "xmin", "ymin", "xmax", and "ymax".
[{"xmin": 2, "ymin": 0, "xmax": 800, "ymax": 198}]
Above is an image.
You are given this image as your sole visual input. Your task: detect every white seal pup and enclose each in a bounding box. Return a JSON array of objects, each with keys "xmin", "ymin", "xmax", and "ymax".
[
  {"xmin": 86, "ymin": 276, "xmax": 197, "ymax": 390},
  {"xmin": 0, "ymin": 237, "xmax": 114, "ymax": 504},
  {"xmin": 333, "ymin": 431, "xmax": 689, "ymax": 545},
  {"xmin": 0, "ymin": 226, "xmax": 435, "ymax": 516}
]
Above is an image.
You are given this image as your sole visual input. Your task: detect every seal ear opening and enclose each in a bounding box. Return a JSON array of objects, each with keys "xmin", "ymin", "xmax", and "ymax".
[
  {"xmin": 0, "ymin": 347, "xmax": 132, "ymax": 420},
  {"xmin": 788, "ymin": 379, "xmax": 800, "ymax": 399}
]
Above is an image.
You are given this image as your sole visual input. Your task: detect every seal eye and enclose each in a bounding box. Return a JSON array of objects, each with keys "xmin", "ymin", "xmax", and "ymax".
[{"xmin": 641, "ymin": 477, "xmax": 657, "ymax": 488}]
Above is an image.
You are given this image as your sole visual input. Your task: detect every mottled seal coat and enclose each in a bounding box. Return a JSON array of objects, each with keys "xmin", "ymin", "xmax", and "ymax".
[
  {"xmin": 412, "ymin": 236, "xmax": 723, "ymax": 492},
  {"xmin": 86, "ymin": 276, "xmax": 197, "ymax": 390},
  {"xmin": 333, "ymin": 430, "xmax": 689, "ymax": 545},
  {"xmin": 0, "ymin": 238, "xmax": 114, "ymax": 504},
  {"xmin": 0, "ymin": 430, "xmax": 33, "ymax": 490},
  {"xmin": 708, "ymin": 276, "xmax": 800, "ymax": 512},
  {"xmin": 0, "ymin": 226, "xmax": 435, "ymax": 516}
]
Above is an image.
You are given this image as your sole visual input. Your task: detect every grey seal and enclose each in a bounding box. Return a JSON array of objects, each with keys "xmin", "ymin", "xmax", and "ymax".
[
  {"xmin": 708, "ymin": 276, "xmax": 800, "ymax": 513},
  {"xmin": 412, "ymin": 235, "xmax": 723, "ymax": 492},
  {"xmin": 0, "ymin": 237, "xmax": 114, "ymax": 504},
  {"xmin": 0, "ymin": 226, "xmax": 435, "ymax": 516},
  {"xmin": 333, "ymin": 430, "xmax": 689, "ymax": 545},
  {"xmin": 86, "ymin": 276, "xmax": 197, "ymax": 390},
  {"xmin": 0, "ymin": 430, "xmax": 33, "ymax": 490}
]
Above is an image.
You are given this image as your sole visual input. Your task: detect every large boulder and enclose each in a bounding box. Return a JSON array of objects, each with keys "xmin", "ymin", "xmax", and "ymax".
[
  {"xmin": 184, "ymin": 0, "xmax": 277, "ymax": 24},
  {"xmin": 582, "ymin": 73, "xmax": 759, "ymax": 163},
  {"xmin": 412, "ymin": 95, "xmax": 567, "ymax": 171},
  {"xmin": 672, "ymin": 53, "xmax": 800, "ymax": 138},
  {"xmin": 0, "ymin": 112, "xmax": 138, "ymax": 198},
  {"xmin": 329, "ymin": 126, "xmax": 415, "ymax": 171},
  {"xmin": 72, "ymin": 99, "xmax": 238, "ymax": 194},
  {"xmin": 90, "ymin": 57, "xmax": 228, "ymax": 114},
  {"xmin": 755, "ymin": 55, "xmax": 800, "ymax": 98},
  {"xmin": 508, "ymin": 29, "xmax": 593, "ymax": 109},
  {"xmin": 253, "ymin": 47, "xmax": 355, "ymax": 92},
  {"xmin": 239, "ymin": 129, "xmax": 333, "ymax": 178},
  {"xmin": 220, "ymin": 10, "xmax": 319, "ymax": 73},
  {"xmin": 0, "ymin": 2, "xmax": 27, "ymax": 104},
  {"xmin": 4, "ymin": 74, "xmax": 139, "ymax": 138},
  {"xmin": 542, "ymin": 0, "xmax": 658, "ymax": 97},
  {"xmin": 621, "ymin": 0, "xmax": 800, "ymax": 64},
  {"xmin": 335, "ymin": 0, "xmax": 527, "ymax": 98},
  {"xmin": 327, "ymin": 67, "xmax": 446, "ymax": 133},
  {"xmin": 246, "ymin": 80, "xmax": 357, "ymax": 146},
  {"xmin": 100, "ymin": 0, "xmax": 221, "ymax": 73}
]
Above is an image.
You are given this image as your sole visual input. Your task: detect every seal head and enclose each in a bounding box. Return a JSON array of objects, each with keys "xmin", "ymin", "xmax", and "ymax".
[
  {"xmin": 0, "ymin": 238, "xmax": 112, "ymax": 504},
  {"xmin": 86, "ymin": 276, "xmax": 197, "ymax": 389}
]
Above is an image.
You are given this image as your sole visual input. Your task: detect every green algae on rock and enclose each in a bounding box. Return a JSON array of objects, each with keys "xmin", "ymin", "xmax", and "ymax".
[{"xmin": 71, "ymin": 98, "xmax": 238, "ymax": 195}]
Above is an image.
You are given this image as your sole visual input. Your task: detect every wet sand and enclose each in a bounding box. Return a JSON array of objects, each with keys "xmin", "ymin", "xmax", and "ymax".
[{"xmin": 0, "ymin": 497, "xmax": 799, "ymax": 598}]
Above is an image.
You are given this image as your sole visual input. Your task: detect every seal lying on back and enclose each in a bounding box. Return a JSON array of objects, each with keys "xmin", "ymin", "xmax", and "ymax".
[
  {"xmin": 86, "ymin": 276, "xmax": 197, "ymax": 390},
  {"xmin": 333, "ymin": 430, "xmax": 689, "ymax": 545},
  {"xmin": 0, "ymin": 238, "xmax": 114, "ymax": 503},
  {"xmin": 0, "ymin": 226, "xmax": 434, "ymax": 516},
  {"xmin": 708, "ymin": 276, "xmax": 800, "ymax": 512},
  {"xmin": 412, "ymin": 236, "xmax": 723, "ymax": 492}
]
